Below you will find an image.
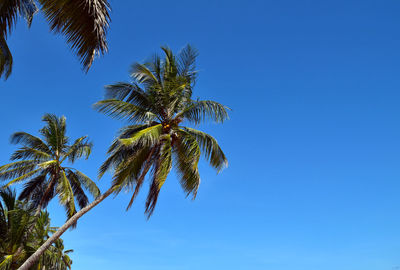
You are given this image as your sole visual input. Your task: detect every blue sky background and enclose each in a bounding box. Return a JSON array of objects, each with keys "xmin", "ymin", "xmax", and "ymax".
[{"xmin": 1, "ymin": 0, "xmax": 400, "ymax": 269}]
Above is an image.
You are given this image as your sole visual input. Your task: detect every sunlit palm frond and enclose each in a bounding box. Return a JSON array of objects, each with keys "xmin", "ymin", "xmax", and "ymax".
[
  {"xmin": 119, "ymin": 124, "xmax": 162, "ymax": 147},
  {"xmin": 2, "ymin": 168, "xmax": 42, "ymax": 188},
  {"xmin": 10, "ymin": 147, "xmax": 51, "ymax": 161}
]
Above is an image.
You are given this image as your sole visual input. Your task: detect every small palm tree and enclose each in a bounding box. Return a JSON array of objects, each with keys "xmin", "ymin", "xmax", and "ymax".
[
  {"xmin": 0, "ymin": 0, "xmax": 110, "ymax": 79},
  {"xmin": 0, "ymin": 114, "xmax": 100, "ymax": 221},
  {"xmin": 18, "ymin": 45, "xmax": 230, "ymax": 269},
  {"xmin": 0, "ymin": 188, "xmax": 73, "ymax": 270}
]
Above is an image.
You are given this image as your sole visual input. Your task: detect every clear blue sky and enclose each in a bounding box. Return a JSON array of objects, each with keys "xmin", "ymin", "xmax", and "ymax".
[{"xmin": 1, "ymin": 0, "xmax": 400, "ymax": 269}]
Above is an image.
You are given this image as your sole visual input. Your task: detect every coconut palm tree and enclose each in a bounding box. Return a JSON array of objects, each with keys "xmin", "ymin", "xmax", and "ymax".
[
  {"xmin": 95, "ymin": 44, "xmax": 229, "ymax": 216},
  {"xmin": 0, "ymin": 188, "xmax": 73, "ymax": 270},
  {"xmin": 0, "ymin": 113, "xmax": 100, "ymax": 221},
  {"xmin": 0, "ymin": 0, "xmax": 110, "ymax": 79},
  {"xmin": 18, "ymin": 45, "xmax": 229, "ymax": 270}
]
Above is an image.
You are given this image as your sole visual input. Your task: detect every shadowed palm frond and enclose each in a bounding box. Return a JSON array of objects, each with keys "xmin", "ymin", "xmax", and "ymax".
[
  {"xmin": 38, "ymin": 0, "xmax": 110, "ymax": 71},
  {"xmin": 182, "ymin": 127, "xmax": 228, "ymax": 172},
  {"xmin": 94, "ymin": 99, "xmax": 157, "ymax": 123},
  {"xmin": 179, "ymin": 100, "xmax": 230, "ymax": 125},
  {"xmin": 0, "ymin": 0, "xmax": 109, "ymax": 80},
  {"xmin": 0, "ymin": 36, "xmax": 12, "ymax": 79}
]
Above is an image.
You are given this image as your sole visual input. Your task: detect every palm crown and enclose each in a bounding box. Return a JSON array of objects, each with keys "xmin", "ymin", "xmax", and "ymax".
[
  {"xmin": 0, "ymin": 114, "xmax": 100, "ymax": 221},
  {"xmin": 95, "ymin": 45, "xmax": 229, "ymax": 217}
]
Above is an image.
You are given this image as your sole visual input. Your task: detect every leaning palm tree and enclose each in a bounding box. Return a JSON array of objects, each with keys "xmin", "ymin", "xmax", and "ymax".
[
  {"xmin": 0, "ymin": 113, "xmax": 100, "ymax": 221},
  {"xmin": 18, "ymin": 45, "xmax": 229, "ymax": 270},
  {"xmin": 0, "ymin": 0, "xmax": 110, "ymax": 79}
]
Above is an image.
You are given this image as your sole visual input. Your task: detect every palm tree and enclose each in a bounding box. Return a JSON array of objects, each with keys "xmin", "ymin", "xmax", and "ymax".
[
  {"xmin": 18, "ymin": 45, "xmax": 229, "ymax": 270},
  {"xmin": 0, "ymin": 188, "xmax": 73, "ymax": 270},
  {"xmin": 0, "ymin": 113, "xmax": 100, "ymax": 222},
  {"xmin": 0, "ymin": 0, "xmax": 110, "ymax": 79},
  {"xmin": 95, "ymin": 44, "xmax": 229, "ymax": 216}
]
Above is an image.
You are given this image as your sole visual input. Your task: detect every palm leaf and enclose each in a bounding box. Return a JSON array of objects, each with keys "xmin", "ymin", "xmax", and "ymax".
[
  {"xmin": 10, "ymin": 132, "xmax": 51, "ymax": 154},
  {"xmin": 183, "ymin": 127, "xmax": 228, "ymax": 172},
  {"xmin": 68, "ymin": 169, "xmax": 100, "ymax": 198},
  {"xmin": 2, "ymin": 168, "xmax": 42, "ymax": 188},
  {"xmin": 119, "ymin": 124, "xmax": 162, "ymax": 147},
  {"xmin": 179, "ymin": 100, "xmax": 230, "ymax": 125},
  {"xmin": 56, "ymin": 171, "xmax": 75, "ymax": 219},
  {"xmin": 94, "ymin": 99, "xmax": 157, "ymax": 123},
  {"xmin": 173, "ymin": 131, "xmax": 201, "ymax": 197},
  {"xmin": 0, "ymin": 36, "xmax": 12, "ymax": 79},
  {"xmin": 38, "ymin": 0, "xmax": 110, "ymax": 71},
  {"xmin": 63, "ymin": 136, "xmax": 92, "ymax": 163}
]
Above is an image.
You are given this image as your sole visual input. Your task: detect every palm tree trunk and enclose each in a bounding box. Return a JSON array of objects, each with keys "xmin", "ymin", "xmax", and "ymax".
[{"xmin": 17, "ymin": 187, "xmax": 115, "ymax": 270}]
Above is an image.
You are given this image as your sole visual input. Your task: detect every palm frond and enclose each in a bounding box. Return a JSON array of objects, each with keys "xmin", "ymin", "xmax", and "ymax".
[
  {"xmin": 104, "ymin": 82, "xmax": 150, "ymax": 109},
  {"xmin": 144, "ymin": 137, "xmax": 172, "ymax": 217},
  {"xmin": 161, "ymin": 46, "xmax": 178, "ymax": 80},
  {"xmin": 38, "ymin": 0, "xmax": 110, "ymax": 71},
  {"xmin": 0, "ymin": 160, "xmax": 36, "ymax": 171},
  {"xmin": 94, "ymin": 99, "xmax": 157, "ymax": 123},
  {"xmin": 0, "ymin": 35, "xmax": 12, "ymax": 79},
  {"xmin": 119, "ymin": 124, "xmax": 162, "ymax": 147},
  {"xmin": 179, "ymin": 100, "xmax": 230, "ymax": 125},
  {"xmin": 40, "ymin": 114, "xmax": 68, "ymax": 153},
  {"xmin": 18, "ymin": 0, "xmax": 38, "ymax": 27},
  {"xmin": 122, "ymin": 146, "xmax": 156, "ymax": 209},
  {"xmin": 10, "ymin": 147, "xmax": 51, "ymax": 161},
  {"xmin": 56, "ymin": 171, "xmax": 75, "ymax": 219},
  {"xmin": 10, "ymin": 132, "xmax": 51, "ymax": 154},
  {"xmin": 68, "ymin": 169, "xmax": 100, "ymax": 198},
  {"xmin": 2, "ymin": 168, "xmax": 42, "ymax": 188},
  {"xmin": 63, "ymin": 136, "xmax": 92, "ymax": 163},
  {"xmin": 177, "ymin": 44, "xmax": 198, "ymax": 78},
  {"xmin": 183, "ymin": 127, "xmax": 228, "ymax": 172},
  {"xmin": 173, "ymin": 130, "xmax": 201, "ymax": 197},
  {"xmin": 67, "ymin": 172, "xmax": 89, "ymax": 209},
  {"xmin": 130, "ymin": 63, "xmax": 158, "ymax": 85},
  {"xmin": 18, "ymin": 173, "xmax": 48, "ymax": 207}
]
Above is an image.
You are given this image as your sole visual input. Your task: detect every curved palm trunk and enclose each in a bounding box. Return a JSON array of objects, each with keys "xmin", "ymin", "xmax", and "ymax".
[{"xmin": 17, "ymin": 187, "xmax": 115, "ymax": 270}]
